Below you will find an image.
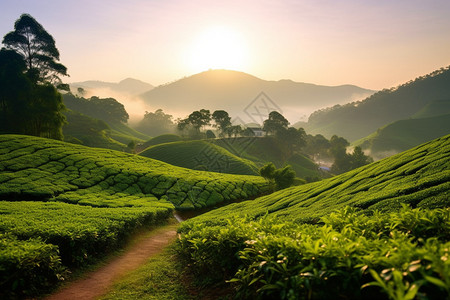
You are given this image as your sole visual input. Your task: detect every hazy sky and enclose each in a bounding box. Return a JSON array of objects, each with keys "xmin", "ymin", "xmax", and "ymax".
[{"xmin": 1, "ymin": 0, "xmax": 449, "ymax": 90}]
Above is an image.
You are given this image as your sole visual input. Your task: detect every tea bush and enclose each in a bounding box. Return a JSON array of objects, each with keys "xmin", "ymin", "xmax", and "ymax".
[
  {"xmin": 177, "ymin": 206, "xmax": 450, "ymax": 299},
  {"xmin": 0, "ymin": 135, "xmax": 270, "ymax": 209}
]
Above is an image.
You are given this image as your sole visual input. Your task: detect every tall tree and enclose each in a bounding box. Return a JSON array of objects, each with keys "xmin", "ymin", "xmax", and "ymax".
[
  {"xmin": 0, "ymin": 14, "xmax": 67, "ymax": 139},
  {"xmin": 263, "ymin": 111, "xmax": 289, "ymax": 135},
  {"xmin": 212, "ymin": 110, "xmax": 232, "ymax": 137},
  {"xmin": 0, "ymin": 49, "xmax": 32, "ymax": 133},
  {"xmin": 2, "ymin": 14, "xmax": 68, "ymax": 85}
]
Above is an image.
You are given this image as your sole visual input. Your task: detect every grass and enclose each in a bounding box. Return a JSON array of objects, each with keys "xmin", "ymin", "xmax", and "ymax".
[
  {"xmin": 101, "ymin": 245, "xmax": 193, "ymax": 300},
  {"xmin": 139, "ymin": 139, "xmax": 259, "ymax": 175}
]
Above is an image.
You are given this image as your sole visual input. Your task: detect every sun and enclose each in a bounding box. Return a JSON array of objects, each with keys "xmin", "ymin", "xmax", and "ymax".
[{"xmin": 187, "ymin": 26, "xmax": 249, "ymax": 72}]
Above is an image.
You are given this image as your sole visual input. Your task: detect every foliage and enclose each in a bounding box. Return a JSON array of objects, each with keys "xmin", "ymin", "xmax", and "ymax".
[
  {"xmin": 62, "ymin": 109, "xmax": 128, "ymax": 151},
  {"xmin": 2, "ymin": 14, "xmax": 67, "ymax": 84},
  {"xmin": 212, "ymin": 137, "xmax": 322, "ymax": 180},
  {"xmin": 354, "ymin": 112, "xmax": 450, "ymax": 159},
  {"xmin": 263, "ymin": 111, "xmax": 289, "ymax": 136},
  {"xmin": 135, "ymin": 108, "xmax": 175, "ymax": 136},
  {"xmin": 177, "ymin": 109, "xmax": 211, "ymax": 137},
  {"xmin": 139, "ymin": 140, "xmax": 259, "ymax": 176},
  {"xmin": 63, "ymin": 93, "xmax": 129, "ymax": 124},
  {"xmin": 305, "ymin": 65, "xmax": 450, "ymax": 141},
  {"xmin": 330, "ymin": 135, "xmax": 373, "ymax": 174},
  {"xmin": 0, "ymin": 135, "xmax": 269, "ymax": 210},
  {"xmin": 182, "ymin": 134, "xmax": 450, "ymax": 225},
  {"xmin": 177, "ymin": 206, "xmax": 450, "ymax": 299},
  {"xmin": 0, "ymin": 15, "xmax": 67, "ymax": 140},
  {"xmin": 0, "ymin": 201, "xmax": 172, "ymax": 298},
  {"xmin": 0, "ymin": 234, "xmax": 64, "ymax": 299},
  {"xmin": 212, "ymin": 110, "xmax": 232, "ymax": 137},
  {"xmin": 259, "ymin": 163, "xmax": 296, "ymax": 190}
]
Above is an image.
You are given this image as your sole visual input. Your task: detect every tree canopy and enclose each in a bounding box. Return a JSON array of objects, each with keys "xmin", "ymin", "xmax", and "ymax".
[
  {"xmin": 63, "ymin": 93, "xmax": 129, "ymax": 124},
  {"xmin": 263, "ymin": 111, "xmax": 289, "ymax": 135},
  {"xmin": 135, "ymin": 109, "xmax": 175, "ymax": 136},
  {"xmin": 212, "ymin": 110, "xmax": 232, "ymax": 136},
  {"xmin": 0, "ymin": 14, "xmax": 67, "ymax": 139},
  {"xmin": 2, "ymin": 14, "xmax": 68, "ymax": 85}
]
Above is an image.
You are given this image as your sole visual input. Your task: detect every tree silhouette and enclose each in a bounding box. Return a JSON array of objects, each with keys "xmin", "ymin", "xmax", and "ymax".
[
  {"xmin": 0, "ymin": 14, "xmax": 67, "ymax": 139},
  {"xmin": 212, "ymin": 110, "xmax": 232, "ymax": 137},
  {"xmin": 2, "ymin": 14, "xmax": 68, "ymax": 85},
  {"xmin": 263, "ymin": 111, "xmax": 289, "ymax": 135}
]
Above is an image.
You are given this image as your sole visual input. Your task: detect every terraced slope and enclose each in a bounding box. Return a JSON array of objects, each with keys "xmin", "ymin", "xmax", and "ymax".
[
  {"xmin": 139, "ymin": 140, "xmax": 259, "ymax": 176},
  {"xmin": 183, "ymin": 134, "xmax": 450, "ymax": 226},
  {"xmin": 0, "ymin": 135, "xmax": 269, "ymax": 209}
]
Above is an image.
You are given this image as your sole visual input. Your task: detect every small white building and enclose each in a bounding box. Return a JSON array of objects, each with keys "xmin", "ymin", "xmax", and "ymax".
[{"xmin": 248, "ymin": 127, "xmax": 264, "ymax": 137}]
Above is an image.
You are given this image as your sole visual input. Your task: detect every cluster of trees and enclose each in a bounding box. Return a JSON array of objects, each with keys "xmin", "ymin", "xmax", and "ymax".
[
  {"xmin": 259, "ymin": 162, "xmax": 296, "ymax": 190},
  {"xmin": 135, "ymin": 109, "xmax": 176, "ymax": 136},
  {"xmin": 176, "ymin": 109, "xmax": 254, "ymax": 139},
  {"xmin": 304, "ymin": 134, "xmax": 373, "ymax": 174},
  {"xmin": 174, "ymin": 108, "xmax": 373, "ymax": 176},
  {"xmin": 0, "ymin": 14, "xmax": 68, "ymax": 139},
  {"xmin": 63, "ymin": 93, "xmax": 129, "ymax": 124}
]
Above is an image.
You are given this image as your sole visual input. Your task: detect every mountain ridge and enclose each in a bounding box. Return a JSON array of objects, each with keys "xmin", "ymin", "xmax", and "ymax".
[{"xmin": 139, "ymin": 69, "xmax": 375, "ymax": 123}]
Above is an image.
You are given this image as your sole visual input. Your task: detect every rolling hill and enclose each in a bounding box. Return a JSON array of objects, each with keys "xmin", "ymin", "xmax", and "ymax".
[
  {"xmin": 177, "ymin": 134, "xmax": 450, "ymax": 299},
  {"xmin": 139, "ymin": 140, "xmax": 259, "ymax": 176},
  {"xmin": 184, "ymin": 133, "xmax": 450, "ymax": 225},
  {"xmin": 211, "ymin": 137, "xmax": 322, "ymax": 180},
  {"xmin": 300, "ymin": 66, "xmax": 450, "ymax": 141},
  {"xmin": 354, "ymin": 113, "xmax": 450, "ymax": 159},
  {"xmin": 140, "ymin": 69, "xmax": 374, "ymax": 123},
  {"xmin": 0, "ymin": 135, "xmax": 269, "ymax": 210}
]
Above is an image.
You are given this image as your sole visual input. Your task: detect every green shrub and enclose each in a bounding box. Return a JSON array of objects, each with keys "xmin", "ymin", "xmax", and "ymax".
[{"xmin": 177, "ymin": 206, "xmax": 450, "ymax": 300}]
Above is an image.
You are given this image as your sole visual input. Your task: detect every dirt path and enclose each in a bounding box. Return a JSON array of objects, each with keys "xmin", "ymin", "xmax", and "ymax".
[{"xmin": 46, "ymin": 224, "xmax": 178, "ymax": 300}]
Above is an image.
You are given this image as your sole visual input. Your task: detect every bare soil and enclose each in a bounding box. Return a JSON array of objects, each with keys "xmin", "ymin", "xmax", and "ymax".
[{"xmin": 45, "ymin": 224, "xmax": 178, "ymax": 300}]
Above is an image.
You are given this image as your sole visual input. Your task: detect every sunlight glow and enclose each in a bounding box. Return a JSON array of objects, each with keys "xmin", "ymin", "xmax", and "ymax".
[{"xmin": 187, "ymin": 26, "xmax": 249, "ymax": 72}]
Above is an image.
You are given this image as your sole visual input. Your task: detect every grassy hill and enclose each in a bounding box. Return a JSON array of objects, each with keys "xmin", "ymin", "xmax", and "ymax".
[
  {"xmin": 0, "ymin": 134, "xmax": 270, "ymax": 297},
  {"xmin": 139, "ymin": 134, "xmax": 183, "ymax": 149},
  {"xmin": 301, "ymin": 66, "xmax": 450, "ymax": 141},
  {"xmin": 177, "ymin": 135, "xmax": 450, "ymax": 299},
  {"xmin": 354, "ymin": 113, "xmax": 450, "ymax": 159},
  {"xmin": 412, "ymin": 98, "xmax": 450, "ymax": 119},
  {"xmin": 183, "ymin": 134, "xmax": 450, "ymax": 225},
  {"xmin": 212, "ymin": 137, "xmax": 322, "ymax": 180},
  {"xmin": 0, "ymin": 135, "xmax": 269, "ymax": 209},
  {"xmin": 63, "ymin": 110, "xmax": 128, "ymax": 151},
  {"xmin": 139, "ymin": 140, "xmax": 259, "ymax": 176},
  {"xmin": 63, "ymin": 93, "xmax": 151, "ymax": 149}
]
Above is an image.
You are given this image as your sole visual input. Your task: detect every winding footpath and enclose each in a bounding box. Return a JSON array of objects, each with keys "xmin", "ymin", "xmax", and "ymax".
[{"xmin": 46, "ymin": 223, "xmax": 178, "ymax": 300}]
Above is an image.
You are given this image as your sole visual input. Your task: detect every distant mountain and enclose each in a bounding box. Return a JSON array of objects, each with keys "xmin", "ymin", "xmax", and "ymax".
[
  {"xmin": 139, "ymin": 69, "xmax": 374, "ymax": 124},
  {"xmin": 299, "ymin": 66, "xmax": 450, "ymax": 141},
  {"xmin": 70, "ymin": 78, "xmax": 154, "ymax": 98}
]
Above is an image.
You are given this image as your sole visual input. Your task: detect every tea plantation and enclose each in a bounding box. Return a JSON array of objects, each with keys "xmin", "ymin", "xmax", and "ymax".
[
  {"xmin": 0, "ymin": 134, "xmax": 270, "ymax": 298},
  {"xmin": 178, "ymin": 134, "xmax": 450, "ymax": 299},
  {"xmin": 0, "ymin": 135, "xmax": 269, "ymax": 209},
  {"xmin": 139, "ymin": 140, "xmax": 259, "ymax": 175}
]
